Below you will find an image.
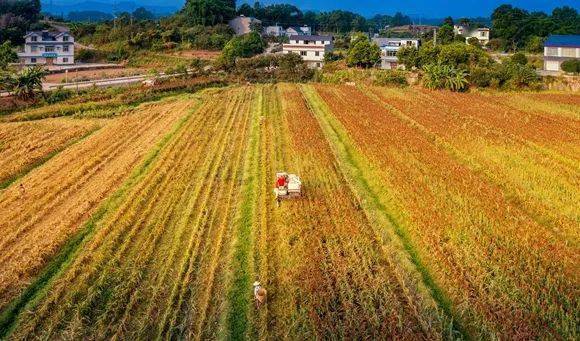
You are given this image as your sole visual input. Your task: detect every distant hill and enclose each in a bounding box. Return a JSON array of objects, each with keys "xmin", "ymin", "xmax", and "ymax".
[
  {"xmin": 67, "ymin": 10, "xmax": 114, "ymax": 22},
  {"xmin": 41, "ymin": 1, "xmax": 179, "ymax": 17}
]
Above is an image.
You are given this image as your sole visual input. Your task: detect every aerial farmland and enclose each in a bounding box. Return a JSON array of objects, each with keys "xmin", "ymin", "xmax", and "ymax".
[{"xmin": 0, "ymin": 84, "xmax": 577, "ymax": 339}]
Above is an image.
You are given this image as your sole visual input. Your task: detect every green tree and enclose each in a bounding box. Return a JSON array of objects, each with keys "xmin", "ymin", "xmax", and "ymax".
[
  {"xmin": 237, "ymin": 3, "xmax": 254, "ymax": 17},
  {"xmin": 552, "ymin": 6, "xmax": 580, "ymax": 34},
  {"xmin": 0, "ymin": 41, "xmax": 18, "ymax": 70},
  {"xmin": 132, "ymin": 7, "xmax": 155, "ymax": 21},
  {"xmin": 525, "ymin": 36, "xmax": 545, "ymax": 53},
  {"xmin": 0, "ymin": 66, "xmax": 47, "ymax": 100},
  {"xmin": 438, "ymin": 24, "xmax": 455, "ymax": 44},
  {"xmin": 218, "ymin": 31, "xmax": 265, "ymax": 68},
  {"xmin": 182, "ymin": 0, "xmax": 235, "ymax": 26},
  {"xmin": 396, "ymin": 46, "xmax": 419, "ymax": 69},
  {"xmin": 346, "ymin": 34, "xmax": 381, "ymax": 68}
]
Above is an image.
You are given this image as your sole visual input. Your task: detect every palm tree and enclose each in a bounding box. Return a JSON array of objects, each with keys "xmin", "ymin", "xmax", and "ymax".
[{"xmin": 0, "ymin": 66, "xmax": 47, "ymax": 100}]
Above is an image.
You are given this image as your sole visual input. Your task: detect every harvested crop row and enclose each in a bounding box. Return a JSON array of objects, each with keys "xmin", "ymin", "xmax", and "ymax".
[
  {"xmin": 0, "ymin": 96, "xmax": 195, "ymax": 312},
  {"xmin": 8, "ymin": 87, "xmax": 254, "ymax": 340},
  {"xmin": 366, "ymin": 86, "xmax": 579, "ymax": 244},
  {"xmin": 0, "ymin": 118, "xmax": 101, "ymax": 188},
  {"xmin": 311, "ymin": 84, "xmax": 577, "ymax": 339},
  {"xmin": 266, "ymin": 84, "xmax": 448, "ymax": 339},
  {"xmin": 497, "ymin": 92, "xmax": 580, "ymax": 121}
]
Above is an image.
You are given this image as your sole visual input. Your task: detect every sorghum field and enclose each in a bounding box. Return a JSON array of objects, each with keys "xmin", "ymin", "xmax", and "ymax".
[{"xmin": 0, "ymin": 84, "xmax": 577, "ymax": 340}]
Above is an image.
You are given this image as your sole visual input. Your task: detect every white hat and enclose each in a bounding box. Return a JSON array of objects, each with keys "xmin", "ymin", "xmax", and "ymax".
[{"xmin": 253, "ymin": 281, "xmax": 260, "ymax": 286}]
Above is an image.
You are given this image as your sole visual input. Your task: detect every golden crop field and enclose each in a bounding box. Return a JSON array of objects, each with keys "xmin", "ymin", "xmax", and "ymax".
[{"xmin": 0, "ymin": 84, "xmax": 577, "ymax": 340}]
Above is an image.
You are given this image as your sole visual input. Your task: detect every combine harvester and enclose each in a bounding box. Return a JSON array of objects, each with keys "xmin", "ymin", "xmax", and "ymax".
[{"xmin": 274, "ymin": 171, "xmax": 302, "ymax": 206}]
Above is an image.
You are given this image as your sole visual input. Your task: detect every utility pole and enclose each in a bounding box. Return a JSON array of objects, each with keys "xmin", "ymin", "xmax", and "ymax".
[{"xmin": 433, "ymin": 29, "xmax": 437, "ymax": 45}]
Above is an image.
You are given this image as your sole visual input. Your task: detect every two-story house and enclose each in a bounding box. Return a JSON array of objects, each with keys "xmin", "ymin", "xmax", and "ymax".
[
  {"xmin": 282, "ymin": 35, "xmax": 334, "ymax": 68},
  {"xmin": 18, "ymin": 30, "xmax": 74, "ymax": 65},
  {"xmin": 453, "ymin": 25, "xmax": 490, "ymax": 45},
  {"xmin": 544, "ymin": 35, "xmax": 580, "ymax": 72},
  {"xmin": 372, "ymin": 37, "xmax": 420, "ymax": 69}
]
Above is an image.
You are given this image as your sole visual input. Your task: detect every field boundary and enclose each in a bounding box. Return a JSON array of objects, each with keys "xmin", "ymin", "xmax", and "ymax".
[
  {"xmin": 0, "ymin": 95, "xmax": 203, "ymax": 339},
  {"xmin": 300, "ymin": 84, "xmax": 469, "ymax": 340},
  {"xmin": 0, "ymin": 125, "xmax": 102, "ymax": 190},
  {"xmin": 224, "ymin": 87, "xmax": 262, "ymax": 340}
]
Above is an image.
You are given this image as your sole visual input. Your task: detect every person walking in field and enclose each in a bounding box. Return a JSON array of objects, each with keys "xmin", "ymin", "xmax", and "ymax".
[{"xmin": 253, "ymin": 281, "xmax": 267, "ymax": 308}]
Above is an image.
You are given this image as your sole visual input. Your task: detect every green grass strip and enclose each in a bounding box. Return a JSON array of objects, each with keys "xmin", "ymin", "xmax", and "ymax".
[
  {"xmin": 0, "ymin": 126, "xmax": 101, "ymax": 190},
  {"xmin": 0, "ymin": 95, "xmax": 203, "ymax": 339},
  {"xmin": 225, "ymin": 88, "xmax": 262, "ymax": 341},
  {"xmin": 301, "ymin": 84, "xmax": 469, "ymax": 340}
]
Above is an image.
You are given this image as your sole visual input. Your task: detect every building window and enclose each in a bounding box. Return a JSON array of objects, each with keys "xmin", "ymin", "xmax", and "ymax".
[
  {"xmin": 31, "ymin": 36, "xmax": 37, "ymax": 42},
  {"xmin": 31, "ymin": 45, "xmax": 38, "ymax": 52},
  {"xmin": 300, "ymin": 51, "xmax": 307, "ymax": 56},
  {"xmin": 315, "ymin": 51, "xmax": 320, "ymax": 56},
  {"xmin": 63, "ymin": 45, "xmax": 69, "ymax": 52},
  {"xmin": 546, "ymin": 47, "xmax": 559, "ymax": 56},
  {"xmin": 562, "ymin": 48, "xmax": 575, "ymax": 57},
  {"xmin": 45, "ymin": 46, "xmax": 55, "ymax": 52},
  {"xmin": 63, "ymin": 35, "xmax": 69, "ymax": 42},
  {"xmin": 304, "ymin": 40, "xmax": 309, "ymax": 44},
  {"xmin": 63, "ymin": 57, "xmax": 68, "ymax": 63},
  {"xmin": 386, "ymin": 50, "xmax": 397, "ymax": 57},
  {"xmin": 30, "ymin": 57, "xmax": 36, "ymax": 63},
  {"xmin": 316, "ymin": 62, "xmax": 321, "ymax": 68}
]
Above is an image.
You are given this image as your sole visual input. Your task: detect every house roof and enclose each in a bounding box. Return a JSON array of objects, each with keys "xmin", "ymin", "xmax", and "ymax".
[
  {"xmin": 545, "ymin": 35, "xmax": 580, "ymax": 48},
  {"xmin": 24, "ymin": 31, "xmax": 70, "ymax": 40},
  {"xmin": 289, "ymin": 35, "xmax": 333, "ymax": 41}
]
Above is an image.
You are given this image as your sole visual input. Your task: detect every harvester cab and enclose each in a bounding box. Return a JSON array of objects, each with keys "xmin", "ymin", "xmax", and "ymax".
[{"xmin": 274, "ymin": 172, "xmax": 302, "ymax": 205}]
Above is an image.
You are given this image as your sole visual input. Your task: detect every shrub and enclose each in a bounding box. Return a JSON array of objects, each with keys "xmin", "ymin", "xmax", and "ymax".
[
  {"xmin": 469, "ymin": 66, "xmax": 493, "ymax": 87},
  {"xmin": 324, "ymin": 51, "xmax": 344, "ymax": 63},
  {"xmin": 422, "ymin": 63, "xmax": 468, "ymax": 91},
  {"xmin": 561, "ymin": 59, "xmax": 580, "ymax": 74},
  {"xmin": 232, "ymin": 53, "xmax": 313, "ymax": 82},
  {"xmin": 505, "ymin": 63, "xmax": 540, "ymax": 88},
  {"xmin": 372, "ymin": 70, "xmax": 408, "ymax": 87},
  {"xmin": 45, "ymin": 87, "xmax": 73, "ymax": 104},
  {"xmin": 510, "ymin": 52, "xmax": 528, "ymax": 65},
  {"xmin": 467, "ymin": 37, "xmax": 480, "ymax": 46}
]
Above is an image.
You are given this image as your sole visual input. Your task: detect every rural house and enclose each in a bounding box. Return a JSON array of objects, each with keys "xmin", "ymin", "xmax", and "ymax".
[
  {"xmin": 453, "ymin": 25, "xmax": 490, "ymax": 45},
  {"xmin": 18, "ymin": 30, "xmax": 74, "ymax": 65},
  {"xmin": 228, "ymin": 15, "xmax": 262, "ymax": 36},
  {"xmin": 282, "ymin": 35, "xmax": 334, "ymax": 68},
  {"xmin": 285, "ymin": 26, "xmax": 312, "ymax": 37},
  {"xmin": 264, "ymin": 25, "xmax": 284, "ymax": 37},
  {"xmin": 372, "ymin": 37, "xmax": 420, "ymax": 69},
  {"xmin": 543, "ymin": 35, "xmax": 580, "ymax": 72}
]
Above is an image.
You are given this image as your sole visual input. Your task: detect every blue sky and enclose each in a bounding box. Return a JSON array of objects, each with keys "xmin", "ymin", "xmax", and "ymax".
[
  {"xmin": 235, "ymin": 0, "xmax": 579, "ymax": 17},
  {"xmin": 47, "ymin": 0, "xmax": 579, "ymax": 18}
]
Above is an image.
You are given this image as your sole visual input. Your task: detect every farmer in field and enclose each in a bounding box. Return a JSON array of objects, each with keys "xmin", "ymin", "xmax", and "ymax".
[{"xmin": 253, "ymin": 281, "xmax": 267, "ymax": 308}]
